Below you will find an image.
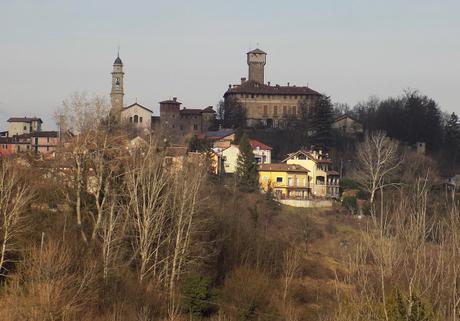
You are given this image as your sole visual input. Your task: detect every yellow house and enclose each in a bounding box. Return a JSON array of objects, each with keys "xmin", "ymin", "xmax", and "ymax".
[
  {"xmin": 258, "ymin": 163, "xmax": 311, "ymax": 199},
  {"xmin": 282, "ymin": 150, "xmax": 340, "ymax": 198}
]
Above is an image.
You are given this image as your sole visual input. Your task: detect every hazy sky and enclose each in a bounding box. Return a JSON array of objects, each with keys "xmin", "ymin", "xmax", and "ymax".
[{"xmin": 1, "ymin": 0, "xmax": 460, "ymax": 130}]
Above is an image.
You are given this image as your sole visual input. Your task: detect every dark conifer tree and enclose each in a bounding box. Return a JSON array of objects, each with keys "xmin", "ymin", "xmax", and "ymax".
[{"xmin": 235, "ymin": 133, "xmax": 259, "ymax": 191}]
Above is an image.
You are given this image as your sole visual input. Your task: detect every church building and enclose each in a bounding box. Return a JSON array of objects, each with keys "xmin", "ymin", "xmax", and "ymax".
[
  {"xmin": 109, "ymin": 55, "xmax": 215, "ymax": 137},
  {"xmin": 224, "ymin": 49, "xmax": 322, "ymax": 128}
]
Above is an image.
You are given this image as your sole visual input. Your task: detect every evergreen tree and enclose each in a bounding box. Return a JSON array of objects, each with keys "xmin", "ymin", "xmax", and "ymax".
[
  {"xmin": 308, "ymin": 95, "xmax": 334, "ymax": 149},
  {"xmin": 236, "ymin": 133, "xmax": 259, "ymax": 191},
  {"xmin": 444, "ymin": 112, "xmax": 460, "ymax": 166}
]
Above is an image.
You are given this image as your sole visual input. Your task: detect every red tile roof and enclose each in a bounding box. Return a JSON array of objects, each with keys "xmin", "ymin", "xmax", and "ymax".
[
  {"xmin": 249, "ymin": 139, "xmax": 272, "ymax": 151},
  {"xmin": 224, "ymin": 81, "xmax": 321, "ymax": 97}
]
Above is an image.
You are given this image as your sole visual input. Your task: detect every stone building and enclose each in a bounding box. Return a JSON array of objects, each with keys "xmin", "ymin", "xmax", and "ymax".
[
  {"xmin": 7, "ymin": 117, "xmax": 42, "ymax": 136},
  {"xmin": 109, "ymin": 55, "xmax": 215, "ymax": 136},
  {"xmin": 224, "ymin": 49, "xmax": 322, "ymax": 128}
]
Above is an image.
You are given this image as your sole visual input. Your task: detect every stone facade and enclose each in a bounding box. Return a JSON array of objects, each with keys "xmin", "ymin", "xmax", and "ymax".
[
  {"xmin": 159, "ymin": 98, "xmax": 215, "ymax": 140},
  {"xmin": 108, "ymin": 56, "xmax": 215, "ymax": 139},
  {"xmin": 224, "ymin": 49, "xmax": 322, "ymax": 128},
  {"xmin": 7, "ymin": 117, "xmax": 42, "ymax": 136}
]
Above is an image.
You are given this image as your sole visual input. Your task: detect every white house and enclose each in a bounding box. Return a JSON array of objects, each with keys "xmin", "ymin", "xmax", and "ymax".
[{"xmin": 218, "ymin": 139, "xmax": 272, "ymax": 174}]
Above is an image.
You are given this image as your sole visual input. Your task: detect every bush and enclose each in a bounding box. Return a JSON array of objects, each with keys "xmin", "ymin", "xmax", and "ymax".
[
  {"xmin": 342, "ymin": 196, "xmax": 357, "ymax": 214},
  {"xmin": 182, "ymin": 276, "xmax": 217, "ymax": 318},
  {"xmin": 340, "ymin": 178, "xmax": 360, "ymax": 191}
]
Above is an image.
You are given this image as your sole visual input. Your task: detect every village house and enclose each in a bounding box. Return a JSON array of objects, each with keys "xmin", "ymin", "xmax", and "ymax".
[
  {"xmin": 223, "ymin": 49, "xmax": 322, "ymax": 128},
  {"xmin": 331, "ymin": 114, "xmax": 363, "ymax": 136},
  {"xmin": 258, "ymin": 163, "xmax": 311, "ymax": 199},
  {"xmin": 216, "ymin": 139, "xmax": 272, "ymax": 174},
  {"xmin": 282, "ymin": 149, "xmax": 340, "ymax": 198},
  {"xmin": 1, "ymin": 117, "xmax": 60, "ymax": 157},
  {"xmin": 7, "ymin": 117, "xmax": 42, "ymax": 136}
]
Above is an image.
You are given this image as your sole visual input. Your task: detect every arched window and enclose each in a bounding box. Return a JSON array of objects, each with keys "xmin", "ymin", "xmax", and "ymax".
[
  {"xmin": 134, "ymin": 115, "xmax": 139, "ymax": 123},
  {"xmin": 129, "ymin": 117, "xmax": 133, "ymax": 123},
  {"xmin": 140, "ymin": 117, "xmax": 143, "ymax": 123}
]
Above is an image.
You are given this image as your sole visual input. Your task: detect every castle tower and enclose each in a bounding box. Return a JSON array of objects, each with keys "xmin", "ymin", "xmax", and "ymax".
[
  {"xmin": 247, "ymin": 48, "xmax": 266, "ymax": 84},
  {"xmin": 110, "ymin": 54, "xmax": 124, "ymax": 114}
]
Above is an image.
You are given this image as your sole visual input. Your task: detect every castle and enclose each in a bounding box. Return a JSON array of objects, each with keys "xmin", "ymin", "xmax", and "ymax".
[
  {"xmin": 110, "ymin": 55, "xmax": 215, "ymax": 139},
  {"xmin": 224, "ymin": 49, "xmax": 322, "ymax": 128}
]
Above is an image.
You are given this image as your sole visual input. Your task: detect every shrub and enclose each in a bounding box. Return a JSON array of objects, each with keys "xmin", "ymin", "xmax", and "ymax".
[
  {"xmin": 182, "ymin": 276, "xmax": 217, "ymax": 318},
  {"xmin": 342, "ymin": 196, "xmax": 357, "ymax": 214}
]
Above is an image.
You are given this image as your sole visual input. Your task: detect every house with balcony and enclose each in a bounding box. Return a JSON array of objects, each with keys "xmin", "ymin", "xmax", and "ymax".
[
  {"xmin": 282, "ymin": 149, "xmax": 340, "ymax": 198},
  {"xmin": 258, "ymin": 163, "xmax": 310, "ymax": 199}
]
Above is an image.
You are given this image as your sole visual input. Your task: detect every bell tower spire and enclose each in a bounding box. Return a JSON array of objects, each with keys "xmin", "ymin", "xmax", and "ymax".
[{"xmin": 110, "ymin": 51, "xmax": 124, "ymax": 115}]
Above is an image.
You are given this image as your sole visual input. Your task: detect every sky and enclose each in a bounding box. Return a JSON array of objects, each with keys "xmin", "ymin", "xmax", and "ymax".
[{"xmin": 1, "ymin": 0, "xmax": 460, "ymax": 130}]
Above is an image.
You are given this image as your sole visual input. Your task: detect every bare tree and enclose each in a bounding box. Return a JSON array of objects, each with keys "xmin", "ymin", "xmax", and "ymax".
[
  {"xmin": 282, "ymin": 246, "xmax": 302, "ymax": 304},
  {"xmin": 0, "ymin": 159, "xmax": 33, "ymax": 276},
  {"xmin": 353, "ymin": 131, "xmax": 401, "ymax": 206}
]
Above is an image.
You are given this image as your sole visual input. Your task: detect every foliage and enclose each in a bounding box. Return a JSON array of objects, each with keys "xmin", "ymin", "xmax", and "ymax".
[
  {"xmin": 222, "ymin": 97, "xmax": 247, "ymax": 129},
  {"xmin": 182, "ymin": 276, "xmax": 217, "ymax": 318},
  {"xmin": 387, "ymin": 289, "xmax": 434, "ymax": 321},
  {"xmin": 339, "ymin": 178, "xmax": 360, "ymax": 191},
  {"xmin": 341, "ymin": 196, "xmax": 357, "ymax": 214},
  {"xmin": 308, "ymin": 95, "xmax": 334, "ymax": 150},
  {"xmin": 189, "ymin": 135, "xmax": 211, "ymax": 152},
  {"xmin": 236, "ymin": 133, "xmax": 259, "ymax": 191}
]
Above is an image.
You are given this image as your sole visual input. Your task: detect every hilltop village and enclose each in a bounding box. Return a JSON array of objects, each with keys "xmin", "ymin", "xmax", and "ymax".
[
  {"xmin": 0, "ymin": 49, "xmax": 373, "ymax": 207},
  {"xmin": 2, "ymin": 48, "xmax": 460, "ymax": 321}
]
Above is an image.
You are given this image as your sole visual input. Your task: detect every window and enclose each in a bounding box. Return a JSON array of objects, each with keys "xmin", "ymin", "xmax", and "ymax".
[
  {"xmin": 23, "ymin": 126, "xmax": 27, "ymax": 131},
  {"xmin": 129, "ymin": 117, "xmax": 133, "ymax": 123},
  {"xmin": 180, "ymin": 125, "xmax": 184, "ymax": 130},
  {"xmin": 263, "ymin": 105, "xmax": 268, "ymax": 116},
  {"xmin": 273, "ymin": 106, "xmax": 278, "ymax": 116},
  {"xmin": 283, "ymin": 106, "xmax": 287, "ymax": 115},
  {"xmin": 193, "ymin": 124, "xmax": 198, "ymax": 130},
  {"xmin": 276, "ymin": 177, "xmax": 283, "ymax": 183},
  {"xmin": 139, "ymin": 117, "xmax": 142, "ymax": 123},
  {"xmin": 47, "ymin": 146, "xmax": 49, "ymax": 151},
  {"xmin": 47, "ymin": 137, "xmax": 49, "ymax": 143},
  {"xmin": 292, "ymin": 106, "xmax": 296, "ymax": 115},
  {"xmin": 134, "ymin": 115, "xmax": 139, "ymax": 123}
]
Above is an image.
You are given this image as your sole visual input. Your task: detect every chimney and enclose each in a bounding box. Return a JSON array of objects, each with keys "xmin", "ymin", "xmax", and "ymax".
[
  {"xmin": 241, "ymin": 77, "xmax": 246, "ymax": 84},
  {"xmin": 173, "ymin": 97, "xmax": 177, "ymax": 102},
  {"xmin": 287, "ymin": 82, "xmax": 290, "ymax": 87},
  {"xmin": 228, "ymin": 84, "xmax": 232, "ymax": 89},
  {"xmin": 267, "ymin": 81, "xmax": 271, "ymax": 86}
]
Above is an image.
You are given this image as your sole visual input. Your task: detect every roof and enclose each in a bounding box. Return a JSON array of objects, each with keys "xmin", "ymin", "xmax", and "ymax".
[
  {"xmin": 179, "ymin": 106, "xmax": 215, "ymax": 115},
  {"xmin": 205, "ymin": 130, "xmax": 235, "ymax": 139},
  {"xmin": 123, "ymin": 102, "xmax": 153, "ymax": 113},
  {"xmin": 247, "ymin": 48, "xmax": 267, "ymax": 55},
  {"xmin": 282, "ymin": 150, "xmax": 332, "ymax": 164},
  {"xmin": 30, "ymin": 131, "xmax": 59, "ymax": 138},
  {"xmin": 160, "ymin": 99, "xmax": 181, "ymax": 105},
  {"xmin": 259, "ymin": 163, "xmax": 309, "ymax": 173},
  {"xmin": 249, "ymin": 139, "xmax": 272, "ymax": 151},
  {"xmin": 164, "ymin": 146, "xmax": 188, "ymax": 157},
  {"xmin": 7, "ymin": 117, "xmax": 42, "ymax": 123},
  {"xmin": 224, "ymin": 80, "xmax": 321, "ymax": 97},
  {"xmin": 327, "ymin": 170, "xmax": 340, "ymax": 176},
  {"xmin": 114, "ymin": 56, "xmax": 123, "ymax": 65},
  {"xmin": 333, "ymin": 114, "xmax": 360, "ymax": 123}
]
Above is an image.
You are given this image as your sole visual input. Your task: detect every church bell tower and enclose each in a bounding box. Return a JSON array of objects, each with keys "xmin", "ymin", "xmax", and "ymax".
[{"xmin": 110, "ymin": 53, "xmax": 124, "ymax": 114}]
